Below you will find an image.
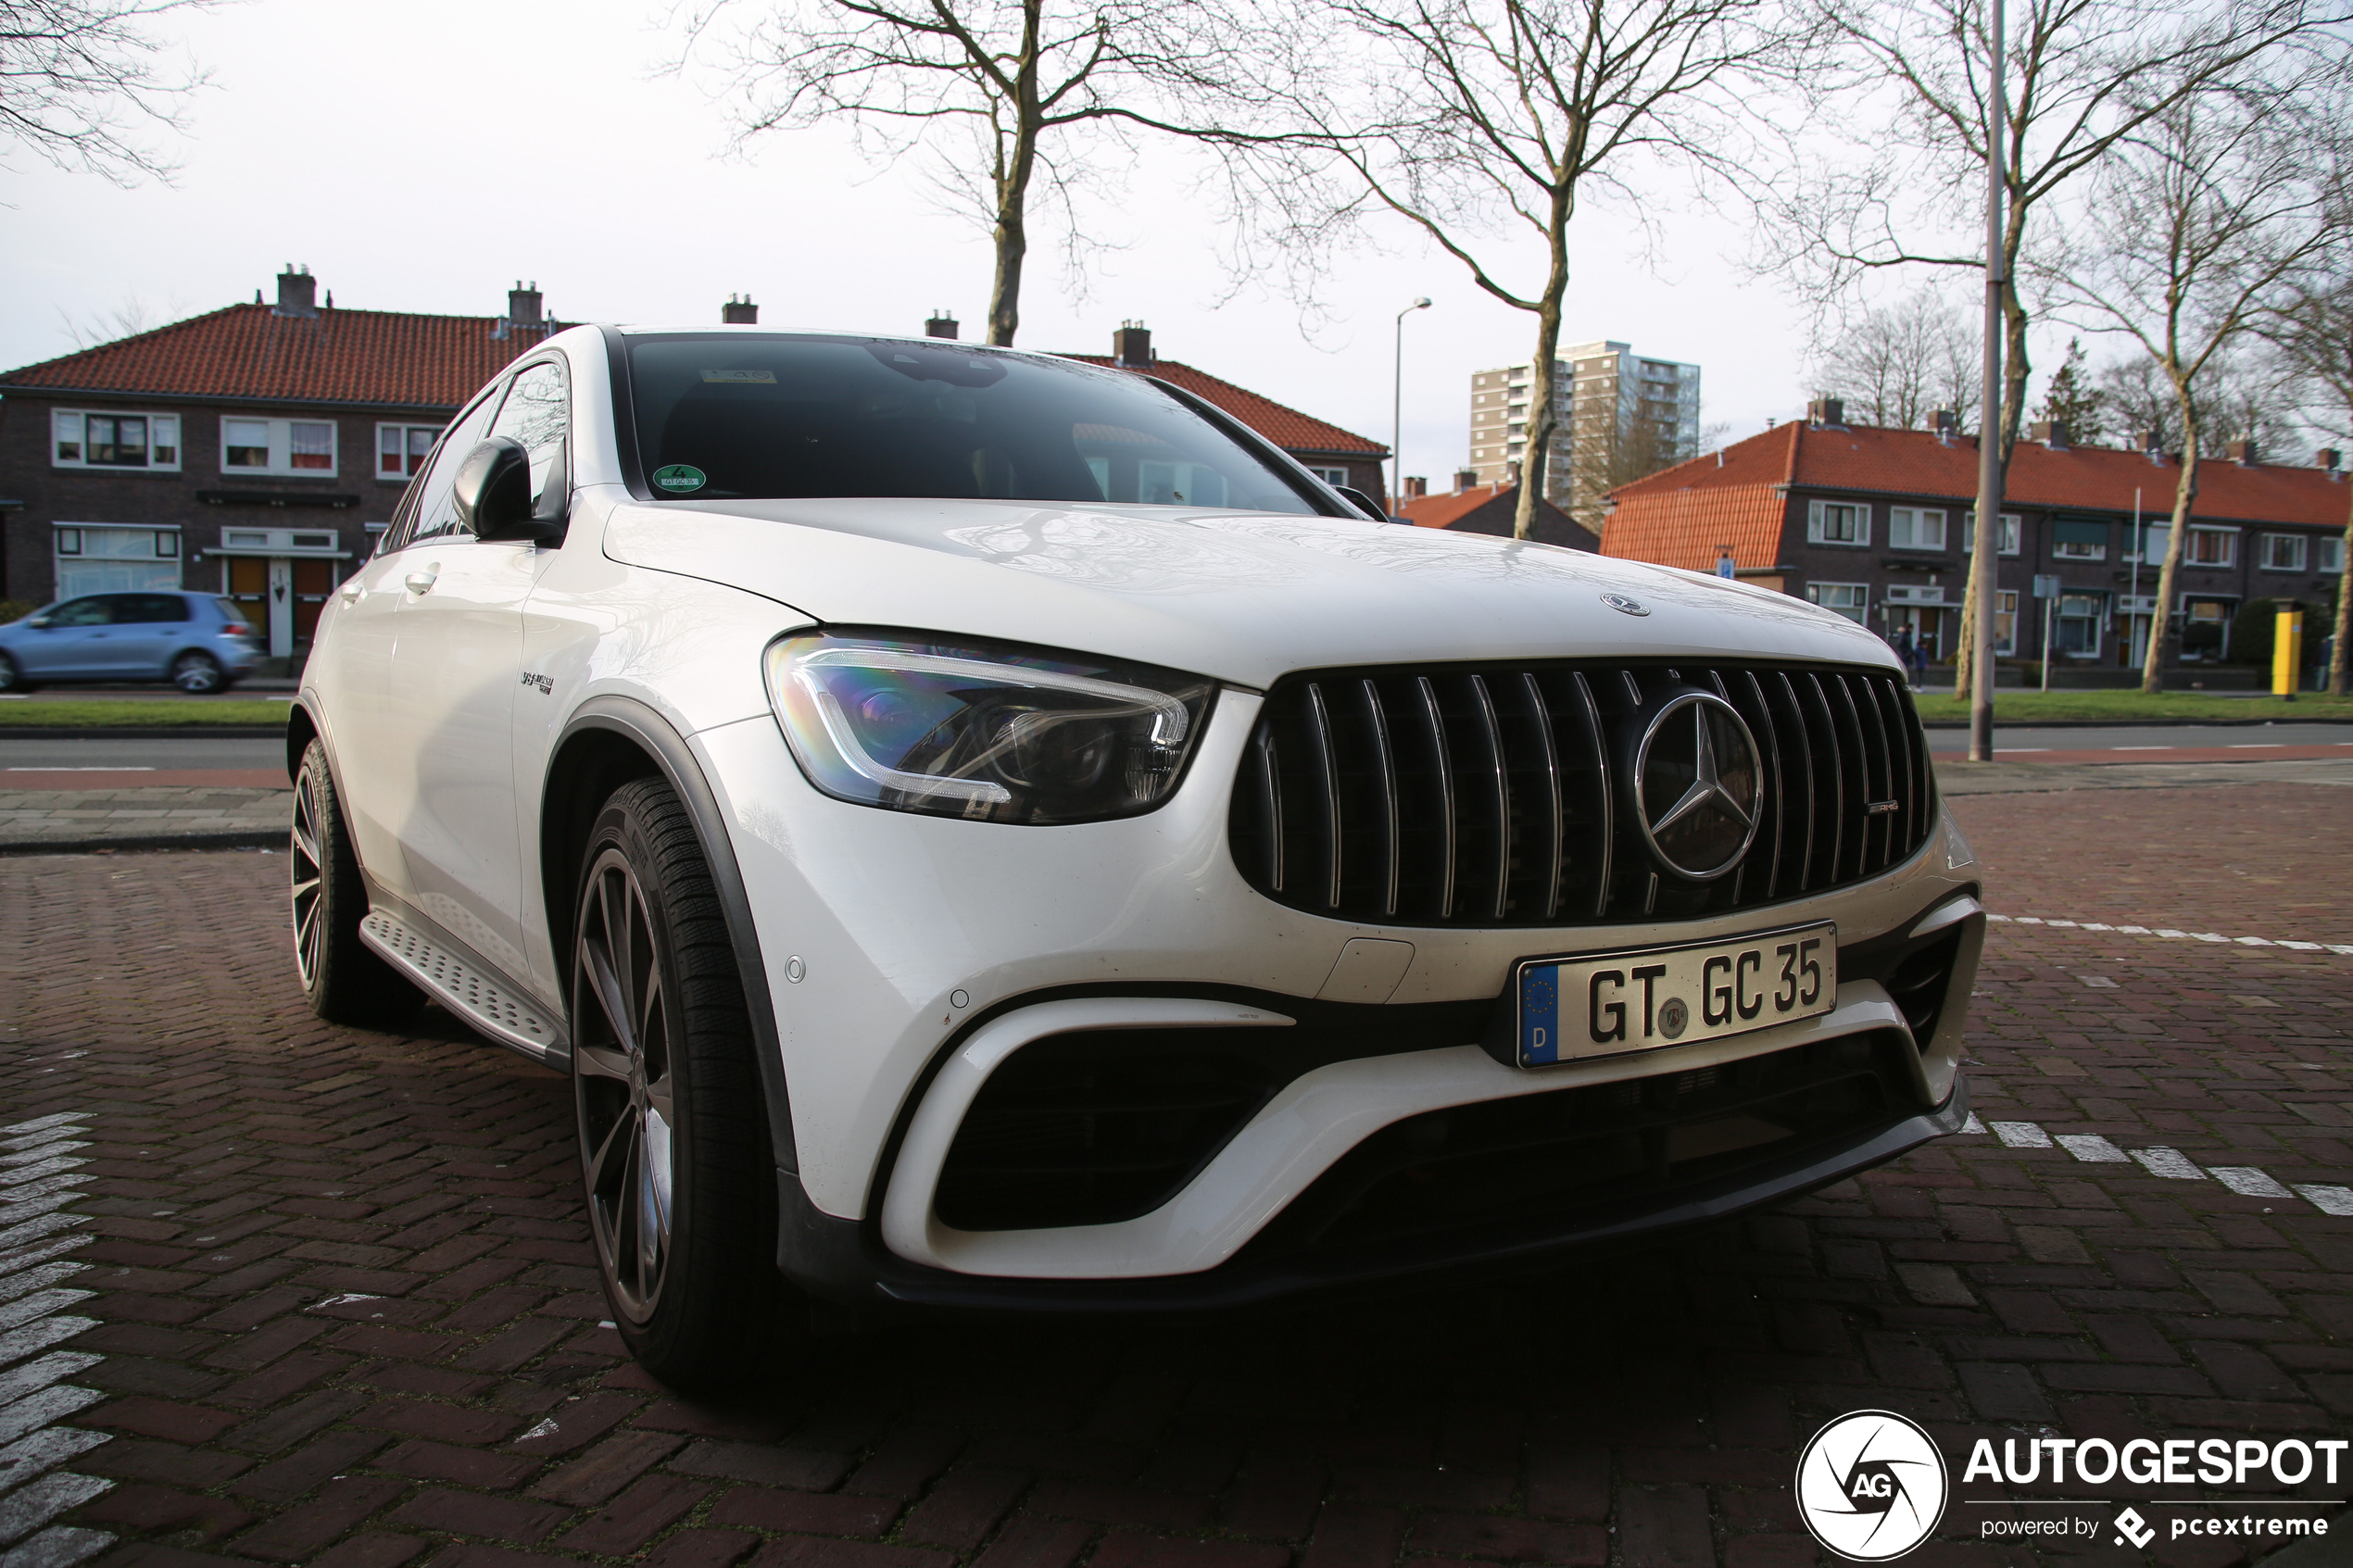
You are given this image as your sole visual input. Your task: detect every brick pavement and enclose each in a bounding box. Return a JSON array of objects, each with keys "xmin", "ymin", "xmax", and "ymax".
[
  {"xmin": 0, "ymin": 789, "xmax": 287, "ymax": 855},
  {"xmin": 0, "ymin": 782, "xmax": 2347, "ymax": 1568}
]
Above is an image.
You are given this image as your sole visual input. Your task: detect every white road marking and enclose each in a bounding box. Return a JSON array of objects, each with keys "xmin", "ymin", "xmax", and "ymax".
[
  {"xmin": 1960, "ymin": 1114, "xmax": 1987, "ymax": 1135},
  {"xmin": 1992, "ymin": 1121, "xmax": 2051, "ymax": 1148},
  {"xmin": 2296, "ymin": 1185, "xmax": 2353, "ymax": 1216},
  {"xmin": 2130, "ymin": 1147, "xmax": 2205, "ymax": 1180},
  {"xmin": 1985, "ymin": 912, "xmax": 2353, "ymax": 954},
  {"xmin": 2057, "ymin": 1134, "xmax": 2129, "ymax": 1162},
  {"xmin": 2209, "ymin": 1167, "xmax": 2294, "ymax": 1198}
]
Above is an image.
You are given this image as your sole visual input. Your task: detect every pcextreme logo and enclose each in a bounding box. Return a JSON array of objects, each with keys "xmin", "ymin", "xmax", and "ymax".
[{"xmin": 1795, "ymin": 1411, "xmax": 1949, "ymax": 1561}]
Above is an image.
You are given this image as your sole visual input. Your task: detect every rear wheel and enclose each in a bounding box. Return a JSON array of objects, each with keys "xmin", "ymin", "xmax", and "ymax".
[
  {"xmin": 291, "ymin": 739, "xmax": 422, "ymax": 1026},
  {"xmin": 0, "ymin": 653, "xmax": 31, "ymax": 694},
  {"xmin": 172, "ymin": 650, "xmax": 223, "ymax": 694},
  {"xmin": 573, "ymin": 778, "xmax": 794, "ymax": 1386}
]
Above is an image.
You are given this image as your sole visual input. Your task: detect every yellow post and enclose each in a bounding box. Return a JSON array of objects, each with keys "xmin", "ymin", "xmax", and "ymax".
[{"xmin": 2272, "ymin": 602, "xmax": 2303, "ymax": 699}]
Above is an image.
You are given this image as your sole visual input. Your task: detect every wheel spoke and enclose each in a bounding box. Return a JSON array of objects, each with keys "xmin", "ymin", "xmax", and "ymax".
[
  {"xmin": 579, "ymin": 935, "xmax": 636, "ymax": 1056},
  {"xmin": 573, "ymin": 1043, "xmax": 634, "ymax": 1084},
  {"xmin": 586, "ymin": 1105, "xmax": 633, "ymax": 1205}
]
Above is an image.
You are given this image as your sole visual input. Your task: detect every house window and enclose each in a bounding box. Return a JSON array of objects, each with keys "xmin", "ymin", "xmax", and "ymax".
[
  {"xmin": 48, "ymin": 408, "xmax": 181, "ymax": 470},
  {"xmin": 53, "ymin": 524, "xmax": 182, "ymax": 596},
  {"xmin": 2259, "ymin": 533, "xmax": 2308, "ymax": 571},
  {"xmin": 1887, "ymin": 507, "xmax": 1946, "ymax": 550},
  {"xmin": 378, "ymin": 425, "xmax": 441, "ymax": 478},
  {"xmin": 1308, "ymin": 467, "xmax": 1349, "ymax": 488},
  {"xmin": 2051, "ymin": 518, "xmax": 2108, "ymax": 560},
  {"xmin": 1807, "ymin": 500, "xmax": 1869, "ymax": 546},
  {"xmin": 220, "ymin": 416, "xmax": 339, "ymax": 477},
  {"xmin": 2056, "ymin": 593, "xmax": 2103, "ymax": 657},
  {"xmin": 2186, "ymin": 526, "xmax": 2236, "ymax": 567},
  {"xmin": 1961, "ymin": 512, "xmax": 2022, "ymax": 555},
  {"xmin": 2322, "ymin": 536, "xmax": 2346, "ymax": 575},
  {"xmin": 1994, "ymin": 589, "xmax": 2018, "ymax": 655},
  {"xmin": 1806, "ymin": 582, "xmax": 1868, "ymax": 623}
]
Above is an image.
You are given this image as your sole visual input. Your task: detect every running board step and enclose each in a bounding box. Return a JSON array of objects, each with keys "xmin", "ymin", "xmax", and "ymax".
[{"xmin": 359, "ymin": 909, "xmax": 568, "ymax": 1065}]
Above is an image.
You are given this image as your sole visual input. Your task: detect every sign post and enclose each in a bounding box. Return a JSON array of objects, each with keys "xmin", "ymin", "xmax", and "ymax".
[{"xmin": 2033, "ymin": 574, "xmax": 2060, "ymax": 692}]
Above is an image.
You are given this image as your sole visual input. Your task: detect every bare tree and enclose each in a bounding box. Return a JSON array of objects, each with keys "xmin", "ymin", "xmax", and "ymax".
[
  {"xmin": 2098, "ymin": 354, "xmax": 2180, "ymax": 447},
  {"xmin": 2029, "ymin": 79, "xmax": 2343, "ymax": 693},
  {"xmin": 2, "ymin": 0, "xmax": 216, "ymax": 182},
  {"xmin": 2260, "ymin": 277, "xmax": 2353, "ymax": 693},
  {"xmin": 1759, "ymin": 0, "xmax": 2343, "ymax": 690},
  {"xmin": 1808, "ymin": 288, "xmax": 1979, "ymax": 428},
  {"xmin": 1239, "ymin": 0, "xmax": 1799, "ymax": 540},
  {"xmin": 675, "ymin": 0, "xmax": 1257, "ymax": 346}
]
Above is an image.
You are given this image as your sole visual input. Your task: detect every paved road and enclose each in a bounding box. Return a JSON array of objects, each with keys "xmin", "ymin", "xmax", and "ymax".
[
  {"xmin": 0, "ymin": 737, "xmax": 286, "ymax": 771},
  {"xmin": 1, "ymin": 784, "xmax": 2347, "ymax": 1566}
]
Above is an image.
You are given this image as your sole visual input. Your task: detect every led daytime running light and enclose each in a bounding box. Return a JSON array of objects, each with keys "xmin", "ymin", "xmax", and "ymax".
[{"xmin": 795, "ymin": 646, "xmax": 1191, "ymax": 746}]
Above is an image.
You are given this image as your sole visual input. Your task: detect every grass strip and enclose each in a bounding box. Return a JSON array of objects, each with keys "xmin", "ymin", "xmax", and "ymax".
[
  {"xmin": 0, "ymin": 700, "xmax": 293, "ymax": 728},
  {"xmin": 1909, "ymin": 690, "xmax": 2353, "ymax": 722}
]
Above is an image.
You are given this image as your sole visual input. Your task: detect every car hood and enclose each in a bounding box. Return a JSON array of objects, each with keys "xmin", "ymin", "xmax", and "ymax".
[{"xmin": 601, "ymin": 495, "xmax": 1894, "ymax": 688}]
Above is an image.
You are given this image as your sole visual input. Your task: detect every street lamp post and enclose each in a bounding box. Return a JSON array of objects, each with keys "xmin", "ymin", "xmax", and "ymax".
[
  {"xmin": 1393, "ymin": 297, "xmax": 1432, "ymax": 512},
  {"xmin": 1968, "ymin": 0, "xmax": 2006, "ymax": 762}
]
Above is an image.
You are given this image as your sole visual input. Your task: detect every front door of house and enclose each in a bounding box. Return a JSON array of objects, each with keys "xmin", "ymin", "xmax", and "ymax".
[{"xmin": 291, "ymin": 558, "xmax": 333, "ymax": 649}]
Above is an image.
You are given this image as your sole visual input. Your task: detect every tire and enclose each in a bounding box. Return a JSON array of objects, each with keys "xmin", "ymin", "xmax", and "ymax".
[
  {"xmin": 572, "ymin": 777, "xmax": 792, "ymax": 1386},
  {"xmin": 0, "ymin": 653, "xmax": 31, "ymax": 694},
  {"xmin": 172, "ymin": 649, "xmax": 224, "ymax": 694},
  {"xmin": 291, "ymin": 739, "xmax": 422, "ymax": 1026}
]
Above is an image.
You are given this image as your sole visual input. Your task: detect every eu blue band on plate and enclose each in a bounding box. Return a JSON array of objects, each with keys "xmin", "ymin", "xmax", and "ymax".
[{"xmin": 1520, "ymin": 965, "xmax": 1559, "ymax": 1065}]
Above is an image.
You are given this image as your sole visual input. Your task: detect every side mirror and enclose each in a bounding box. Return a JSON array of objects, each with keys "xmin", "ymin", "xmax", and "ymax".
[
  {"xmin": 1333, "ymin": 485, "xmax": 1389, "ymax": 522},
  {"xmin": 26, "ymin": 616, "xmax": 51, "ymax": 630},
  {"xmin": 454, "ymin": 437, "xmax": 562, "ymax": 544}
]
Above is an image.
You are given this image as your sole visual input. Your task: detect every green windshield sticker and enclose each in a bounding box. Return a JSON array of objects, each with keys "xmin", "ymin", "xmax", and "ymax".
[
  {"xmin": 700, "ymin": 369, "xmax": 775, "ymax": 383},
  {"xmin": 652, "ymin": 464, "xmax": 707, "ymax": 494}
]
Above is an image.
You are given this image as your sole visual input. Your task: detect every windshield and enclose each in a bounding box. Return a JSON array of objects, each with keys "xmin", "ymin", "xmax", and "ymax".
[{"xmin": 625, "ymin": 334, "xmax": 1323, "ymax": 514}]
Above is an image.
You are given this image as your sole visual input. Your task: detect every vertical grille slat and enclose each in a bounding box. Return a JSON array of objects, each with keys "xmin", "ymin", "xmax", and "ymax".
[
  {"xmin": 1303, "ymin": 683, "xmax": 1343, "ymax": 909},
  {"xmin": 1235, "ymin": 659, "xmax": 1931, "ymax": 928},
  {"xmin": 1359, "ymin": 679, "xmax": 1402, "ymax": 919}
]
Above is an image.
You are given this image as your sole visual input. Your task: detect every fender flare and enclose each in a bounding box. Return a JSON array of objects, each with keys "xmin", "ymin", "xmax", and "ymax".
[{"xmin": 548, "ymin": 696, "xmax": 799, "ymax": 1176}]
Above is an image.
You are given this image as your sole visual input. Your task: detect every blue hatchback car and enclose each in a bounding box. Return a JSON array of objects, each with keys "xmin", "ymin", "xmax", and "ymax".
[{"xmin": 0, "ymin": 590, "xmax": 259, "ymax": 694}]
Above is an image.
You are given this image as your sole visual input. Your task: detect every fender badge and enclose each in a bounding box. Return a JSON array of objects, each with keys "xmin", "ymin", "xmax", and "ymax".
[
  {"xmin": 1602, "ymin": 593, "xmax": 1650, "ymax": 616},
  {"xmin": 520, "ymin": 672, "xmax": 554, "ymax": 695}
]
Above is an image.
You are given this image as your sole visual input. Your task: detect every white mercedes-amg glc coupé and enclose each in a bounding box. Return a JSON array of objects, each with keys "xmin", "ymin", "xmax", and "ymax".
[{"xmin": 290, "ymin": 326, "xmax": 1982, "ymax": 1384}]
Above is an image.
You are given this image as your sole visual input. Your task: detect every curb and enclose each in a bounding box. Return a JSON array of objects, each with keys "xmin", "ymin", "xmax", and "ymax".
[
  {"xmin": 1916, "ymin": 716, "xmax": 2353, "ymax": 730},
  {"xmin": 0, "ymin": 831, "xmax": 282, "ymax": 857},
  {"xmin": 0, "ymin": 726, "xmax": 287, "ymax": 739}
]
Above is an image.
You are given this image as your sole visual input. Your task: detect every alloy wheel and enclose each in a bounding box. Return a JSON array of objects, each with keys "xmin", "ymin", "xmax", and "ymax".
[
  {"xmin": 173, "ymin": 652, "xmax": 221, "ymax": 693},
  {"xmin": 573, "ymin": 848, "xmax": 678, "ymax": 1324},
  {"xmin": 289, "ymin": 760, "xmax": 327, "ymax": 989}
]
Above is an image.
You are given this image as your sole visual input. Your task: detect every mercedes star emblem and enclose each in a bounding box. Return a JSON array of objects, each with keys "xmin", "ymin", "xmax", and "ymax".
[
  {"xmin": 1633, "ymin": 693, "xmax": 1764, "ymax": 880},
  {"xmin": 1601, "ymin": 593, "xmax": 1650, "ymax": 616}
]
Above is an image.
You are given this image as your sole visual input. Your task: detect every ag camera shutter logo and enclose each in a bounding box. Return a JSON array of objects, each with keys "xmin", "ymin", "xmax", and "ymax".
[{"xmin": 1795, "ymin": 1411, "xmax": 1948, "ymax": 1561}]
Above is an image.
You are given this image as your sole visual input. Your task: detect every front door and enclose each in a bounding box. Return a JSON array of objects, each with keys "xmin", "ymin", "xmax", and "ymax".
[
  {"xmin": 226, "ymin": 558, "xmax": 271, "ymax": 652},
  {"xmin": 291, "ymin": 559, "xmax": 334, "ymax": 652},
  {"xmin": 17, "ymin": 596, "xmax": 113, "ymax": 676}
]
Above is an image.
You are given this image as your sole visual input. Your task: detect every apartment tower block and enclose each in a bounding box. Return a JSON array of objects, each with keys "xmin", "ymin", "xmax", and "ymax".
[{"xmin": 1467, "ymin": 341, "xmax": 1702, "ymax": 531}]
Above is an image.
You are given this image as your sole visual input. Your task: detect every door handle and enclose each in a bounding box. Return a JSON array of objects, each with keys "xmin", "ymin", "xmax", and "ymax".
[
  {"xmin": 339, "ymin": 583, "xmax": 363, "ymax": 604},
  {"xmin": 404, "ymin": 571, "xmax": 438, "ymax": 596}
]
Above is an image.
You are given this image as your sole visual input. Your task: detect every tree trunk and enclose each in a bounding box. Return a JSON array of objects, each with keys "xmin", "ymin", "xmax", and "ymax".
[
  {"xmin": 1514, "ymin": 185, "xmax": 1574, "ymax": 542},
  {"xmin": 2140, "ymin": 420, "xmax": 2200, "ymax": 695},
  {"xmin": 2330, "ymin": 477, "xmax": 2352, "ymax": 696},
  {"xmin": 986, "ymin": 0, "xmax": 1045, "ymax": 347}
]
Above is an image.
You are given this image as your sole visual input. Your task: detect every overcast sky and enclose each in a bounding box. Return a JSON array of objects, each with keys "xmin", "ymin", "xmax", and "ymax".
[{"xmin": 1, "ymin": 0, "xmax": 1865, "ymax": 484}]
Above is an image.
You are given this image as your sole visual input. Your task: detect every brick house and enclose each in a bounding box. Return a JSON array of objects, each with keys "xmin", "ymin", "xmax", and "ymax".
[
  {"xmin": 1054, "ymin": 322, "xmax": 1390, "ymax": 508},
  {"xmin": 1395, "ymin": 470, "xmax": 1599, "ymax": 550},
  {"xmin": 0, "ymin": 268, "xmax": 563, "ymax": 659},
  {"xmin": 1603, "ymin": 400, "xmax": 2350, "ymax": 672}
]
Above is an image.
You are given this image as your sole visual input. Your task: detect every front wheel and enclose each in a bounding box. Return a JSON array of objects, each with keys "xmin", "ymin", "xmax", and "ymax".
[
  {"xmin": 573, "ymin": 777, "xmax": 794, "ymax": 1386},
  {"xmin": 291, "ymin": 740, "xmax": 422, "ymax": 1026},
  {"xmin": 172, "ymin": 650, "xmax": 224, "ymax": 694},
  {"xmin": 0, "ymin": 653, "xmax": 31, "ymax": 694}
]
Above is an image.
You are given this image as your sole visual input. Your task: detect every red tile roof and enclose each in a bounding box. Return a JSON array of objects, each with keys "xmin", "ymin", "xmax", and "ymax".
[
  {"xmin": 1604, "ymin": 421, "xmax": 2353, "ymax": 571},
  {"xmin": 0, "ymin": 303, "xmax": 561, "ymax": 411},
  {"xmin": 1398, "ymin": 483, "xmax": 1510, "ymax": 528},
  {"xmin": 1057, "ymin": 355, "xmax": 1386, "ymax": 457}
]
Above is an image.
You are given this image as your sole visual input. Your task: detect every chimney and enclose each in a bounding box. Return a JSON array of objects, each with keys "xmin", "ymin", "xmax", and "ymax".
[
  {"xmin": 2321, "ymin": 447, "xmax": 2343, "ymax": 476},
  {"xmin": 508, "ymin": 281, "xmax": 544, "ymax": 327},
  {"xmin": 2227, "ymin": 437, "xmax": 2259, "ymax": 466},
  {"xmin": 1403, "ymin": 476, "xmax": 1428, "ymax": 501},
  {"xmin": 925, "ymin": 310, "xmax": 959, "ymax": 340},
  {"xmin": 272, "ymin": 264, "xmax": 317, "ymax": 318},
  {"xmin": 1453, "ymin": 469, "xmax": 1478, "ymax": 493},
  {"xmin": 1505, "ymin": 459, "xmax": 1522, "ymax": 488},
  {"xmin": 1929, "ymin": 408, "xmax": 1958, "ymax": 445},
  {"xmin": 1113, "ymin": 320, "xmax": 1152, "ymax": 369},
  {"xmin": 1806, "ymin": 397, "xmax": 1844, "ymax": 429},
  {"xmin": 2135, "ymin": 429, "xmax": 2164, "ymax": 463},
  {"xmin": 2032, "ymin": 420, "xmax": 2069, "ymax": 449},
  {"xmin": 723, "ymin": 294, "xmax": 759, "ymax": 324}
]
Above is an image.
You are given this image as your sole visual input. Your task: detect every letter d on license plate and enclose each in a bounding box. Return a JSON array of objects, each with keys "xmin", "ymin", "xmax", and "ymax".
[{"xmin": 1514, "ymin": 922, "xmax": 1836, "ymax": 1067}]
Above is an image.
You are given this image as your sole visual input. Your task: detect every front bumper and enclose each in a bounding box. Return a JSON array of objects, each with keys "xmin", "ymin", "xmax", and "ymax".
[{"xmin": 690, "ymin": 687, "xmax": 1983, "ymax": 1303}]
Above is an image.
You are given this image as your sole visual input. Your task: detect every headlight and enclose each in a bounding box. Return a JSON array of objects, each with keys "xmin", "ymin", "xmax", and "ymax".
[{"xmin": 764, "ymin": 631, "xmax": 1216, "ymax": 824}]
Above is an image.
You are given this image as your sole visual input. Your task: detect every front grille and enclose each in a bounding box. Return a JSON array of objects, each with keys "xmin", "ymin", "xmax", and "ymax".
[
  {"xmin": 1241, "ymin": 1032, "xmax": 1913, "ymax": 1257},
  {"xmin": 1228, "ymin": 659, "xmax": 1933, "ymax": 928}
]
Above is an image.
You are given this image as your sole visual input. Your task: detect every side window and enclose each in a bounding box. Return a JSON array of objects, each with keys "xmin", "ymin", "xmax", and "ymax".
[
  {"xmin": 400, "ymin": 384, "xmax": 509, "ymax": 546},
  {"xmin": 489, "ymin": 360, "xmax": 570, "ymax": 507},
  {"xmin": 114, "ymin": 595, "xmax": 189, "ymax": 624},
  {"xmin": 48, "ymin": 597, "xmax": 111, "ymax": 627}
]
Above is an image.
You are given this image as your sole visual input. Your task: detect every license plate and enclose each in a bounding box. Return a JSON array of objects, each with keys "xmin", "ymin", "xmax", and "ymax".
[{"xmin": 1513, "ymin": 922, "xmax": 1836, "ymax": 1067}]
